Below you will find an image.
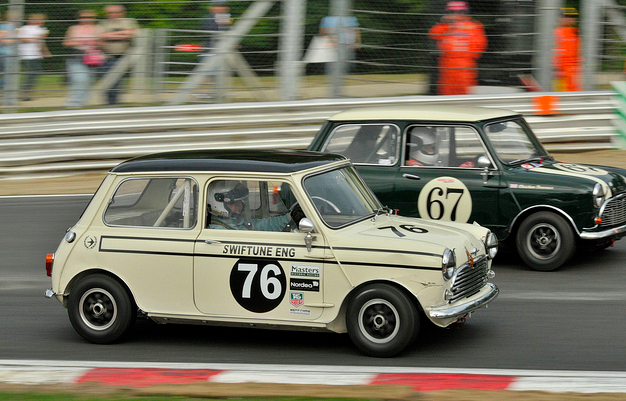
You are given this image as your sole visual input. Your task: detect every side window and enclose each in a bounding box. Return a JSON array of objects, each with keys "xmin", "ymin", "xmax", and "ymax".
[
  {"xmin": 452, "ymin": 127, "xmax": 487, "ymax": 168},
  {"xmin": 321, "ymin": 124, "xmax": 400, "ymax": 165},
  {"xmin": 104, "ymin": 177, "xmax": 198, "ymax": 229},
  {"xmin": 406, "ymin": 125, "xmax": 485, "ymax": 168},
  {"xmin": 206, "ymin": 180, "xmax": 300, "ymax": 232}
]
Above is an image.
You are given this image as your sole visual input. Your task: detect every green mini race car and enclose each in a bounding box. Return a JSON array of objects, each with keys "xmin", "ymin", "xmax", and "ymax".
[{"xmin": 309, "ymin": 105, "xmax": 626, "ymax": 271}]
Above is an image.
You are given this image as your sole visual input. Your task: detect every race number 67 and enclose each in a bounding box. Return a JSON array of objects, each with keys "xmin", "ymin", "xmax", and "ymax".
[{"xmin": 417, "ymin": 177, "xmax": 472, "ymax": 223}]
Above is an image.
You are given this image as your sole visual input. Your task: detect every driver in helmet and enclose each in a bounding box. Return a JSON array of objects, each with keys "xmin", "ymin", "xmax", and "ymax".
[
  {"xmin": 208, "ymin": 181, "xmax": 305, "ymax": 231},
  {"xmin": 407, "ymin": 127, "xmax": 437, "ymax": 166}
]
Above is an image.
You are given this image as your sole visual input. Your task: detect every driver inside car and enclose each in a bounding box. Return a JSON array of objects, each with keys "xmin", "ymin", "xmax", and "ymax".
[{"xmin": 207, "ymin": 181, "xmax": 305, "ymax": 231}]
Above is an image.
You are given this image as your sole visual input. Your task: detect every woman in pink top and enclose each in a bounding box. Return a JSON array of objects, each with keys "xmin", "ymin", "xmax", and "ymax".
[{"xmin": 63, "ymin": 9, "xmax": 101, "ymax": 107}]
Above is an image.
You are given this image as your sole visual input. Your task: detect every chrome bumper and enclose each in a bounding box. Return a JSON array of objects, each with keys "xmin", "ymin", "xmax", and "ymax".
[
  {"xmin": 44, "ymin": 289, "xmax": 55, "ymax": 298},
  {"xmin": 580, "ymin": 222, "xmax": 626, "ymax": 240},
  {"xmin": 428, "ymin": 283, "xmax": 499, "ymax": 319}
]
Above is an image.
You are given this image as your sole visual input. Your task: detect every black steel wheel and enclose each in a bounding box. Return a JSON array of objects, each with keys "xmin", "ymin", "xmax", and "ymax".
[
  {"xmin": 68, "ymin": 274, "xmax": 135, "ymax": 344},
  {"xmin": 346, "ymin": 284, "xmax": 419, "ymax": 357},
  {"xmin": 516, "ymin": 211, "xmax": 575, "ymax": 271}
]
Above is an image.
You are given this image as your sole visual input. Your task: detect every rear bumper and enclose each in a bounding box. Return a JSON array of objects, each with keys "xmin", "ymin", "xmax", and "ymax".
[{"xmin": 428, "ymin": 283, "xmax": 499, "ymax": 319}]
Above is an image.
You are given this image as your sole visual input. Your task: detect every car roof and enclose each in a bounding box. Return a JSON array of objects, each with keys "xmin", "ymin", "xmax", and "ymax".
[
  {"xmin": 111, "ymin": 149, "xmax": 347, "ymax": 174},
  {"xmin": 328, "ymin": 105, "xmax": 519, "ymax": 122}
]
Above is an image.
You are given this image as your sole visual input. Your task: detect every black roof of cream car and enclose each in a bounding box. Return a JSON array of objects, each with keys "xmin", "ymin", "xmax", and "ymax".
[{"xmin": 111, "ymin": 150, "xmax": 346, "ymax": 174}]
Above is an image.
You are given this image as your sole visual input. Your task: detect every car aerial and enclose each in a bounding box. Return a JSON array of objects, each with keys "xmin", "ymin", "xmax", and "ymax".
[
  {"xmin": 308, "ymin": 105, "xmax": 626, "ymax": 271},
  {"xmin": 45, "ymin": 149, "xmax": 498, "ymax": 357}
]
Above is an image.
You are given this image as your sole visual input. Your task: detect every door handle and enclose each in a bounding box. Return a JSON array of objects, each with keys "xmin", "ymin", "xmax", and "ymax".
[
  {"xmin": 402, "ymin": 173, "xmax": 420, "ymax": 180},
  {"xmin": 204, "ymin": 239, "xmax": 221, "ymax": 244}
]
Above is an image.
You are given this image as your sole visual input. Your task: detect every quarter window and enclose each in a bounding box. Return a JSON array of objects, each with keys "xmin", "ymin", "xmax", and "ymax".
[
  {"xmin": 321, "ymin": 124, "xmax": 400, "ymax": 165},
  {"xmin": 104, "ymin": 178, "xmax": 198, "ymax": 229}
]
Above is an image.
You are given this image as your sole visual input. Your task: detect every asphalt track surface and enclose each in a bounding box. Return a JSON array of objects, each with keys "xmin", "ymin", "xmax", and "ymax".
[{"xmin": 1, "ymin": 195, "xmax": 625, "ymax": 371}]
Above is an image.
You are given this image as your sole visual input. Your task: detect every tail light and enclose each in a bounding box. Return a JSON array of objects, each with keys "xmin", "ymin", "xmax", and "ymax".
[{"xmin": 45, "ymin": 253, "xmax": 54, "ymax": 277}]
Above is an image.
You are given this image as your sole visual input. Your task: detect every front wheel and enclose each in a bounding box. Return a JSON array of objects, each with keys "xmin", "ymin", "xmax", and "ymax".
[
  {"xmin": 68, "ymin": 274, "xmax": 136, "ymax": 344},
  {"xmin": 516, "ymin": 211, "xmax": 575, "ymax": 271},
  {"xmin": 346, "ymin": 284, "xmax": 419, "ymax": 357}
]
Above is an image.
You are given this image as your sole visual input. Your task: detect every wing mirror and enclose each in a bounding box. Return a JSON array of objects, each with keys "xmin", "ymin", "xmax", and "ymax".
[
  {"xmin": 299, "ymin": 218, "xmax": 315, "ymax": 252},
  {"xmin": 477, "ymin": 155, "xmax": 492, "ymax": 168}
]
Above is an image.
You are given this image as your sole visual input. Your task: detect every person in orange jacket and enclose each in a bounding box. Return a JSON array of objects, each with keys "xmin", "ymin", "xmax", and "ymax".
[
  {"xmin": 428, "ymin": 1, "xmax": 487, "ymax": 95},
  {"xmin": 553, "ymin": 8, "xmax": 582, "ymax": 91}
]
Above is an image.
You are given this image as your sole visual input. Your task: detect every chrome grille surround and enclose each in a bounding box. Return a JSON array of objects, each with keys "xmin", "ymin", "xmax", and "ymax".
[
  {"xmin": 448, "ymin": 256, "xmax": 489, "ymax": 304},
  {"xmin": 599, "ymin": 193, "xmax": 626, "ymax": 228}
]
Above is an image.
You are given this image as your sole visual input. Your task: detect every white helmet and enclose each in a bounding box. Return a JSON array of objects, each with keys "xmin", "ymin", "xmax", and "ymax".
[
  {"xmin": 208, "ymin": 180, "xmax": 249, "ymax": 218},
  {"xmin": 409, "ymin": 126, "xmax": 437, "ymax": 166}
]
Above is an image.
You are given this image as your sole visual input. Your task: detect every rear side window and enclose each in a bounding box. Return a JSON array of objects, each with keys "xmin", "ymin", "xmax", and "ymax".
[
  {"xmin": 104, "ymin": 177, "xmax": 198, "ymax": 229},
  {"xmin": 321, "ymin": 124, "xmax": 400, "ymax": 165}
]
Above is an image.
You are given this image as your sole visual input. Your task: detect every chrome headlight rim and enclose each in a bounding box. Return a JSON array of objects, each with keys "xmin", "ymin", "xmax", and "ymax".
[
  {"xmin": 593, "ymin": 183, "xmax": 606, "ymax": 208},
  {"xmin": 442, "ymin": 248, "xmax": 456, "ymax": 281},
  {"xmin": 485, "ymin": 232, "xmax": 498, "ymax": 260}
]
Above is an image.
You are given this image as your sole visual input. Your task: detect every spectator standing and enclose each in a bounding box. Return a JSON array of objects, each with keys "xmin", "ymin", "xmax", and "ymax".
[
  {"xmin": 553, "ymin": 8, "xmax": 581, "ymax": 91},
  {"xmin": 17, "ymin": 13, "xmax": 51, "ymax": 101},
  {"xmin": 98, "ymin": 4, "xmax": 138, "ymax": 105},
  {"xmin": 0, "ymin": 11, "xmax": 19, "ymax": 97},
  {"xmin": 318, "ymin": 14, "xmax": 361, "ymax": 75},
  {"xmin": 197, "ymin": 0, "xmax": 232, "ymax": 99},
  {"xmin": 63, "ymin": 9, "xmax": 102, "ymax": 108},
  {"xmin": 428, "ymin": 1, "xmax": 486, "ymax": 95},
  {"xmin": 201, "ymin": 0, "xmax": 232, "ymax": 50}
]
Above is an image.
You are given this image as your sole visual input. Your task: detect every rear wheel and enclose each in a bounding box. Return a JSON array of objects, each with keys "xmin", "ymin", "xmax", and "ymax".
[
  {"xmin": 516, "ymin": 211, "xmax": 575, "ymax": 271},
  {"xmin": 68, "ymin": 274, "xmax": 135, "ymax": 344},
  {"xmin": 346, "ymin": 284, "xmax": 419, "ymax": 357}
]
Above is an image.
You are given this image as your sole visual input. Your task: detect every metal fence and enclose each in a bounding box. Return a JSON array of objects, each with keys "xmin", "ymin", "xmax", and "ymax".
[
  {"xmin": 0, "ymin": 0, "xmax": 626, "ymax": 111},
  {"xmin": 0, "ymin": 91, "xmax": 619, "ymax": 180}
]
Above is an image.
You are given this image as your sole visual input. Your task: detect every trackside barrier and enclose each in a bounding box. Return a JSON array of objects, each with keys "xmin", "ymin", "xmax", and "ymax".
[
  {"xmin": 0, "ymin": 91, "xmax": 621, "ymax": 179},
  {"xmin": 611, "ymin": 81, "xmax": 626, "ymax": 149}
]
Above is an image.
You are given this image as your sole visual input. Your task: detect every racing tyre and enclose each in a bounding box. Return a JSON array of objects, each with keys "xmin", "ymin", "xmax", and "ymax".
[
  {"xmin": 68, "ymin": 274, "xmax": 136, "ymax": 344},
  {"xmin": 516, "ymin": 211, "xmax": 575, "ymax": 271},
  {"xmin": 347, "ymin": 284, "xmax": 419, "ymax": 357}
]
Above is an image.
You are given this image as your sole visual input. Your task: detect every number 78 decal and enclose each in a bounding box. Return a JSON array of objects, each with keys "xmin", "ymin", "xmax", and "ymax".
[{"xmin": 417, "ymin": 177, "xmax": 472, "ymax": 222}]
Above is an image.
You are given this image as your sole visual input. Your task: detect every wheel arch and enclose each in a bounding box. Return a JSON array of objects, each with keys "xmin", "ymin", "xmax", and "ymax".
[
  {"xmin": 329, "ymin": 279, "xmax": 425, "ymax": 333},
  {"xmin": 61, "ymin": 268, "xmax": 137, "ymax": 311},
  {"xmin": 508, "ymin": 205, "xmax": 579, "ymax": 240}
]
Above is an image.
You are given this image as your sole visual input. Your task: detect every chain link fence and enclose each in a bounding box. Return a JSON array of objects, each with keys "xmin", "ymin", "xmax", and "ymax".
[{"xmin": 0, "ymin": 0, "xmax": 625, "ymax": 112}]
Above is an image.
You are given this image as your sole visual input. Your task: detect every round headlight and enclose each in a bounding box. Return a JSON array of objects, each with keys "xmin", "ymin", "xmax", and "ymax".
[
  {"xmin": 442, "ymin": 248, "xmax": 456, "ymax": 280},
  {"xmin": 593, "ymin": 183, "xmax": 606, "ymax": 208},
  {"xmin": 485, "ymin": 232, "xmax": 498, "ymax": 259}
]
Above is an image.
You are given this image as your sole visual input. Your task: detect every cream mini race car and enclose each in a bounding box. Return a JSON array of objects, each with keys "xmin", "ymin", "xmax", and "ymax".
[{"xmin": 45, "ymin": 149, "xmax": 498, "ymax": 357}]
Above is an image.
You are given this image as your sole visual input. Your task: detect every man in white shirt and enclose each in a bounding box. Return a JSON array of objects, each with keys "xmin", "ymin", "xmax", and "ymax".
[{"xmin": 17, "ymin": 13, "xmax": 50, "ymax": 101}]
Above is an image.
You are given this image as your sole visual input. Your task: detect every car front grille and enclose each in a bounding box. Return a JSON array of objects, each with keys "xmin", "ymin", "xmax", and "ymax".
[
  {"xmin": 600, "ymin": 193, "xmax": 626, "ymax": 227},
  {"xmin": 449, "ymin": 256, "xmax": 489, "ymax": 303}
]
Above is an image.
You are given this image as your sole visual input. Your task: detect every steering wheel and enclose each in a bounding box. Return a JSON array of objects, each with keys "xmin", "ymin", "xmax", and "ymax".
[{"xmin": 311, "ymin": 196, "xmax": 341, "ymax": 214}]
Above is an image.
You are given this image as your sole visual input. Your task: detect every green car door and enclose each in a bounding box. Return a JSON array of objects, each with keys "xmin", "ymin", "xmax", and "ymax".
[{"xmin": 392, "ymin": 124, "xmax": 506, "ymax": 231}]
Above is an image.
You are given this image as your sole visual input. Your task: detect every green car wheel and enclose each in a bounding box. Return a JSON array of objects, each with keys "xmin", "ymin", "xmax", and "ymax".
[{"xmin": 516, "ymin": 211, "xmax": 575, "ymax": 271}]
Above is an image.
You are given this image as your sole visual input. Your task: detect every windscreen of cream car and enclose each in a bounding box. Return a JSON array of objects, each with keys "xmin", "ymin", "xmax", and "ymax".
[{"xmin": 303, "ymin": 166, "xmax": 380, "ymax": 228}]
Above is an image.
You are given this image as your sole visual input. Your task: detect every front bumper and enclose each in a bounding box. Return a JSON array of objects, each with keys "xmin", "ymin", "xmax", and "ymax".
[
  {"xmin": 580, "ymin": 222, "xmax": 626, "ymax": 241},
  {"xmin": 428, "ymin": 283, "xmax": 499, "ymax": 319}
]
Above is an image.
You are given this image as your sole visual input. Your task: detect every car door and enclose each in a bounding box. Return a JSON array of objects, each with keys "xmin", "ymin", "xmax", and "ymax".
[
  {"xmin": 393, "ymin": 124, "xmax": 505, "ymax": 229},
  {"xmin": 193, "ymin": 178, "xmax": 328, "ymax": 321}
]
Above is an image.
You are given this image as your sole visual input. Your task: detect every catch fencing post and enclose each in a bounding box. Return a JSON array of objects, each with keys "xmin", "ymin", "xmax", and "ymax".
[{"xmin": 278, "ymin": 0, "xmax": 305, "ymax": 101}]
